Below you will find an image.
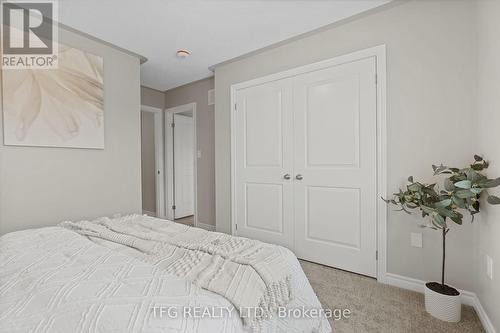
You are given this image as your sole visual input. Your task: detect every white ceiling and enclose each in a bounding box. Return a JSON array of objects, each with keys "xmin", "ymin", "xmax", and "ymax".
[{"xmin": 59, "ymin": 0, "xmax": 390, "ymax": 91}]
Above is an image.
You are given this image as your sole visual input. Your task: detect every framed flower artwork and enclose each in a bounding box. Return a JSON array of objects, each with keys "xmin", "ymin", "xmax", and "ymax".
[{"xmin": 2, "ymin": 45, "xmax": 104, "ymax": 149}]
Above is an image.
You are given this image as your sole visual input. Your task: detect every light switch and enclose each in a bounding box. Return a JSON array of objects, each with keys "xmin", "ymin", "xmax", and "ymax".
[
  {"xmin": 410, "ymin": 232, "xmax": 422, "ymax": 248},
  {"xmin": 197, "ymin": 150, "xmax": 202, "ymax": 159},
  {"xmin": 486, "ymin": 255, "xmax": 493, "ymax": 280}
]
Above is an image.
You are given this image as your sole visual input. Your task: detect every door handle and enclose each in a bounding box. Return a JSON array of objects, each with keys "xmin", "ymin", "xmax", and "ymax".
[
  {"xmin": 295, "ymin": 174, "xmax": 303, "ymax": 180},
  {"xmin": 283, "ymin": 174, "xmax": 291, "ymax": 180}
]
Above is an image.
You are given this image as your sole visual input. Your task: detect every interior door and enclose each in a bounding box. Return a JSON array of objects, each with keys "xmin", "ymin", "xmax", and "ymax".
[
  {"xmin": 293, "ymin": 57, "xmax": 378, "ymax": 277},
  {"xmin": 234, "ymin": 78, "xmax": 294, "ymax": 249},
  {"xmin": 173, "ymin": 114, "xmax": 194, "ymax": 218}
]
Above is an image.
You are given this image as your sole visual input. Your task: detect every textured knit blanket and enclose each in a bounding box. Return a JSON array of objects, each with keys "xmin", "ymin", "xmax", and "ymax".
[{"xmin": 60, "ymin": 214, "xmax": 293, "ymax": 330}]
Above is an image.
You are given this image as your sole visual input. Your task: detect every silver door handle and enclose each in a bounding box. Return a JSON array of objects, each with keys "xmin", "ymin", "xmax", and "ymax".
[
  {"xmin": 283, "ymin": 174, "xmax": 291, "ymax": 180},
  {"xmin": 295, "ymin": 174, "xmax": 303, "ymax": 180}
]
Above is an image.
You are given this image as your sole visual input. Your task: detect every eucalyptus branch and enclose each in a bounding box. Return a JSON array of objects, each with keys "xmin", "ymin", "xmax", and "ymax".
[{"xmin": 384, "ymin": 155, "xmax": 500, "ymax": 288}]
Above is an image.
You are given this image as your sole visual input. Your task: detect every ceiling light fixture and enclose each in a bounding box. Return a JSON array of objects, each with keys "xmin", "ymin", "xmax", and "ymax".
[{"xmin": 176, "ymin": 49, "xmax": 190, "ymax": 58}]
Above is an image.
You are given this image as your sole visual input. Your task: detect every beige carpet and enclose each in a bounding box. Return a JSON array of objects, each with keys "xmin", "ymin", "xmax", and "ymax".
[{"xmin": 300, "ymin": 260, "xmax": 484, "ymax": 333}]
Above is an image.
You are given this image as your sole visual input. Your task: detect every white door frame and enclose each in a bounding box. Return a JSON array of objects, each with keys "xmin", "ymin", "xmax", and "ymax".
[
  {"xmin": 141, "ymin": 105, "xmax": 165, "ymax": 218},
  {"xmin": 164, "ymin": 103, "xmax": 198, "ymax": 226},
  {"xmin": 229, "ymin": 45, "xmax": 387, "ymax": 282}
]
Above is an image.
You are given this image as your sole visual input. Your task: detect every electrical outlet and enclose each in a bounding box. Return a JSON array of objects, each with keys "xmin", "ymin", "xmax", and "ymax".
[
  {"xmin": 486, "ymin": 255, "xmax": 493, "ymax": 280},
  {"xmin": 410, "ymin": 232, "xmax": 423, "ymax": 248}
]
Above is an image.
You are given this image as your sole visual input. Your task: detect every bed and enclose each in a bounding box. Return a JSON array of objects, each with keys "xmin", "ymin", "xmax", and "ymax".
[{"xmin": 0, "ymin": 215, "xmax": 331, "ymax": 333}]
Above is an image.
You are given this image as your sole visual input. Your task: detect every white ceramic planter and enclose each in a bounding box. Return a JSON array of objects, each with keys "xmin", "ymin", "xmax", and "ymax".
[{"xmin": 424, "ymin": 283, "xmax": 461, "ymax": 322}]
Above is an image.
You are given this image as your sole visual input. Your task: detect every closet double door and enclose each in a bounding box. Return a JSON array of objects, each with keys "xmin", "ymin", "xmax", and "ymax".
[{"xmin": 233, "ymin": 56, "xmax": 378, "ymax": 277}]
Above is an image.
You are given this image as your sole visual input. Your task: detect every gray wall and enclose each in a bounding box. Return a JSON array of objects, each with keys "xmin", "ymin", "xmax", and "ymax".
[
  {"xmin": 214, "ymin": 0, "xmax": 477, "ymax": 291},
  {"xmin": 476, "ymin": 0, "xmax": 500, "ymax": 329},
  {"xmin": 165, "ymin": 77, "xmax": 216, "ymax": 226},
  {"xmin": 0, "ymin": 26, "xmax": 143, "ymax": 234},
  {"xmin": 141, "ymin": 86, "xmax": 165, "ymax": 109},
  {"xmin": 141, "ymin": 111, "xmax": 156, "ymax": 214}
]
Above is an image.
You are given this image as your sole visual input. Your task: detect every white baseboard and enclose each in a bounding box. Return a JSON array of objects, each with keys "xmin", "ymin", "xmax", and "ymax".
[
  {"xmin": 383, "ymin": 273, "xmax": 495, "ymax": 333},
  {"xmin": 472, "ymin": 294, "xmax": 497, "ymax": 333},
  {"xmin": 196, "ymin": 221, "xmax": 216, "ymax": 231}
]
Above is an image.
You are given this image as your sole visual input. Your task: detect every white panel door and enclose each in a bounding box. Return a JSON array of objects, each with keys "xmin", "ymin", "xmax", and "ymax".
[
  {"xmin": 293, "ymin": 57, "xmax": 378, "ymax": 277},
  {"xmin": 234, "ymin": 78, "xmax": 294, "ymax": 249},
  {"xmin": 173, "ymin": 114, "xmax": 194, "ymax": 218}
]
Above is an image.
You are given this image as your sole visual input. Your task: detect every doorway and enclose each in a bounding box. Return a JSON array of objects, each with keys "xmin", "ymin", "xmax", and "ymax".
[
  {"xmin": 165, "ymin": 103, "xmax": 198, "ymax": 227},
  {"xmin": 140, "ymin": 105, "xmax": 165, "ymax": 218}
]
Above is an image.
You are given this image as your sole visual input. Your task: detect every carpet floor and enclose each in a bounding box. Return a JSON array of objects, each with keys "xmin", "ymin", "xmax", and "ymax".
[{"xmin": 300, "ymin": 260, "xmax": 484, "ymax": 333}]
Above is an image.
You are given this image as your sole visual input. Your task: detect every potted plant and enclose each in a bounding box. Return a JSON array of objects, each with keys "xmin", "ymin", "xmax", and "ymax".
[{"xmin": 384, "ymin": 155, "xmax": 500, "ymax": 322}]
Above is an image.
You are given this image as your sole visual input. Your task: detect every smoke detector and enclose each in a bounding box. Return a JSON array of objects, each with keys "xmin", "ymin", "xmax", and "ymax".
[{"xmin": 176, "ymin": 49, "xmax": 190, "ymax": 58}]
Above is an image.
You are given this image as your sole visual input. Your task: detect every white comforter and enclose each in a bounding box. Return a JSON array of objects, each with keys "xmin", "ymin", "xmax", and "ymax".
[
  {"xmin": 0, "ymin": 225, "xmax": 331, "ymax": 333},
  {"xmin": 60, "ymin": 214, "xmax": 294, "ymax": 330}
]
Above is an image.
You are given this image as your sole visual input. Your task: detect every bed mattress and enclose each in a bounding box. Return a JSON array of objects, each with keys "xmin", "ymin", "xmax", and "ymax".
[{"xmin": 0, "ymin": 222, "xmax": 331, "ymax": 333}]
